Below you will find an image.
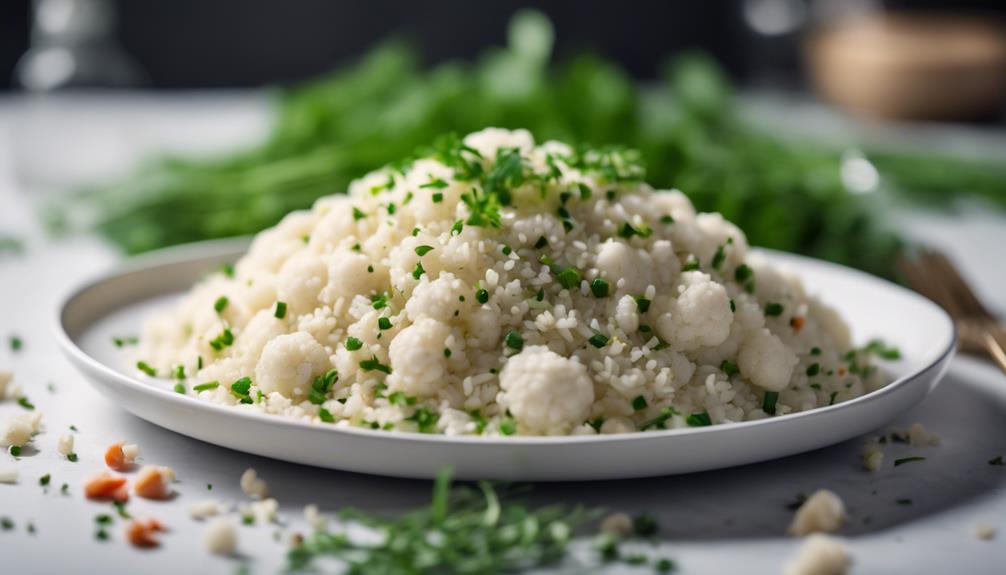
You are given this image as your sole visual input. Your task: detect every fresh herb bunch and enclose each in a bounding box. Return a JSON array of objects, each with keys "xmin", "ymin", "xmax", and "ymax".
[
  {"xmin": 288, "ymin": 468, "xmax": 596, "ymax": 574},
  {"xmin": 72, "ymin": 10, "xmax": 1003, "ymax": 278}
]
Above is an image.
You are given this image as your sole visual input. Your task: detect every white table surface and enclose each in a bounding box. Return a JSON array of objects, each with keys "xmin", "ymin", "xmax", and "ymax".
[{"xmin": 1, "ymin": 93, "xmax": 1005, "ymax": 574}]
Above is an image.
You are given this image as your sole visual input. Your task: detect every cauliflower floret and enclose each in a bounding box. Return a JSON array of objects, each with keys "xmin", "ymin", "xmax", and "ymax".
[
  {"xmin": 498, "ymin": 346, "xmax": 594, "ymax": 435},
  {"xmin": 463, "ymin": 127, "xmax": 535, "ymax": 159},
  {"xmin": 276, "ymin": 251, "xmax": 328, "ymax": 315},
  {"xmin": 405, "ymin": 274, "xmax": 467, "ymax": 323},
  {"xmin": 234, "ymin": 309, "xmax": 287, "ymax": 360},
  {"xmin": 203, "ymin": 518, "xmax": 238, "ymax": 555},
  {"xmin": 387, "ymin": 318, "xmax": 451, "ymax": 397},
  {"xmin": 254, "ymin": 332, "xmax": 330, "ymax": 397},
  {"xmin": 320, "ymin": 250, "xmax": 382, "ymax": 306},
  {"xmin": 466, "ymin": 306, "xmax": 501, "ymax": 350},
  {"xmin": 783, "ymin": 534, "xmax": 850, "ymax": 575},
  {"xmin": 595, "ymin": 240, "xmax": 654, "ymax": 295},
  {"xmin": 307, "ymin": 197, "xmax": 357, "ymax": 253},
  {"xmin": 788, "ymin": 489, "xmax": 847, "ymax": 536},
  {"xmin": 614, "ymin": 295, "xmax": 639, "ymax": 333},
  {"xmin": 657, "ymin": 272, "xmax": 732, "ymax": 351},
  {"xmin": 738, "ymin": 328, "xmax": 799, "ymax": 392}
]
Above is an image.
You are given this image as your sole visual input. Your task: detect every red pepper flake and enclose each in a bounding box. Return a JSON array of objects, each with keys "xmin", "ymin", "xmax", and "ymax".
[{"xmin": 790, "ymin": 316, "xmax": 805, "ymax": 332}]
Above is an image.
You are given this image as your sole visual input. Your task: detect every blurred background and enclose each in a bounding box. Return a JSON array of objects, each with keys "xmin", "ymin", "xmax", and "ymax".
[{"xmin": 1, "ymin": 0, "xmax": 1005, "ymax": 281}]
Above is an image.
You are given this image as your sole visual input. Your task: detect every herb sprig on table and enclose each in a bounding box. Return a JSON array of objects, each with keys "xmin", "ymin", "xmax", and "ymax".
[{"xmin": 68, "ymin": 10, "xmax": 1005, "ymax": 279}]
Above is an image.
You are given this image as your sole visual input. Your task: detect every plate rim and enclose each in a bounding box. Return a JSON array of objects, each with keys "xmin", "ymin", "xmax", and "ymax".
[{"xmin": 54, "ymin": 237, "xmax": 958, "ymax": 447}]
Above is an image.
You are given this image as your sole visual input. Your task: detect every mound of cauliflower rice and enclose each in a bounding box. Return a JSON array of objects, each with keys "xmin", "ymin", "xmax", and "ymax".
[{"xmin": 136, "ymin": 128, "xmax": 889, "ymax": 436}]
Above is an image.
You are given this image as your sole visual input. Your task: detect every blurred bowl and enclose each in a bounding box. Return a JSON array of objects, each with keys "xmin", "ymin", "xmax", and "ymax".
[{"xmin": 805, "ymin": 12, "xmax": 1006, "ymax": 121}]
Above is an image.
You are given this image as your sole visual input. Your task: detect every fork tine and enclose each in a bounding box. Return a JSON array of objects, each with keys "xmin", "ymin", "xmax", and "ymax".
[
  {"xmin": 921, "ymin": 249, "xmax": 993, "ymax": 320},
  {"xmin": 898, "ymin": 251, "xmax": 963, "ymax": 319}
]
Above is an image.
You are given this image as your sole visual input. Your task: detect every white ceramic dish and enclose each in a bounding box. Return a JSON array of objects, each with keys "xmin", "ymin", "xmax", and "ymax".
[{"xmin": 55, "ymin": 237, "xmax": 955, "ymax": 481}]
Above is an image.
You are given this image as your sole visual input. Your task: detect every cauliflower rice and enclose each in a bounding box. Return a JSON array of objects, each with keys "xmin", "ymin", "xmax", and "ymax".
[{"xmin": 136, "ymin": 128, "xmax": 888, "ymax": 436}]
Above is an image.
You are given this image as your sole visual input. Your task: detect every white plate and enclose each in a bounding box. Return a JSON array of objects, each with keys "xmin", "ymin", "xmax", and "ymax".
[{"xmin": 55, "ymin": 238, "xmax": 956, "ymax": 481}]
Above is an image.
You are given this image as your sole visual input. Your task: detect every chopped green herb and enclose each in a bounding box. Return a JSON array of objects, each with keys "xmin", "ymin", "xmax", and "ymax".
[
  {"xmin": 631, "ymin": 395, "xmax": 648, "ymax": 411},
  {"xmin": 318, "ymin": 408, "xmax": 335, "ymax": 423},
  {"xmin": 534, "ymin": 235, "xmax": 548, "ymax": 249},
  {"xmin": 535, "ymin": 287, "xmax": 545, "ymax": 302},
  {"xmin": 656, "ymin": 558, "xmax": 677, "ymax": 573},
  {"xmin": 61, "ymin": 483, "xmax": 68, "ymax": 494},
  {"xmin": 734, "ymin": 264, "xmax": 753, "ymax": 283},
  {"xmin": 309, "ymin": 369, "xmax": 339, "ymax": 405},
  {"xmin": 193, "ymin": 381, "xmax": 220, "ymax": 392},
  {"xmin": 660, "ymin": 215, "xmax": 675, "ymax": 225},
  {"xmin": 828, "ymin": 391, "xmax": 838, "ymax": 405},
  {"xmin": 720, "ymin": 360, "xmax": 739, "ymax": 376},
  {"xmin": 764, "ymin": 303, "xmax": 785, "ymax": 317},
  {"xmin": 113, "ymin": 501, "xmax": 131, "ymax": 519},
  {"xmin": 450, "ymin": 219, "xmax": 464, "ymax": 235},
  {"xmin": 209, "ymin": 328, "xmax": 234, "ymax": 351},
  {"xmin": 112, "ymin": 335, "xmax": 139, "ymax": 348},
  {"xmin": 504, "ymin": 330, "xmax": 524, "ymax": 351},
  {"xmin": 762, "ymin": 391, "xmax": 779, "ymax": 415},
  {"xmin": 641, "ymin": 407, "xmax": 679, "ymax": 430},
  {"xmin": 989, "ymin": 455, "xmax": 1004, "ymax": 466},
  {"xmin": 588, "ymin": 334, "xmax": 609, "ymax": 348},
  {"xmin": 412, "ymin": 261, "xmax": 425, "ymax": 280},
  {"xmin": 681, "ymin": 258, "xmax": 700, "ymax": 272},
  {"xmin": 810, "ymin": 383, "xmax": 822, "ymax": 390},
  {"xmin": 406, "ymin": 407, "xmax": 439, "ymax": 433},
  {"xmin": 432, "ymin": 192, "xmax": 444, "ymax": 203},
  {"xmin": 421, "ymin": 177, "xmax": 449, "ymax": 189},
  {"xmin": 9, "ymin": 335, "xmax": 23, "ymax": 352},
  {"xmin": 415, "ymin": 245, "xmax": 435, "ymax": 256},
  {"xmin": 388, "ymin": 391, "xmax": 417, "ymax": 406},
  {"xmin": 711, "ymin": 245, "xmax": 726, "ymax": 270},
  {"xmin": 213, "ymin": 296, "xmax": 229, "ymax": 313},
  {"xmin": 346, "ymin": 337, "xmax": 363, "ymax": 351},
  {"xmin": 173, "ymin": 382, "xmax": 186, "ymax": 394},
  {"xmin": 1, "ymin": 517, "xmax": 13, "ymax": 530},
  {"xmin": 634, "ymin": 297, "xmax": 651, "ymax": 313},
  {"xmin": 557, "ymin": 267, "xmax": 581, "ymax": 290},
  {"xmin": 686, "ymin": 412, "xmax": 712, "ymax": 426},
  {"xmin": 230, "ymin": 377, "xmax": 253, "ymax": 404},
  {"xmin": 806, "ymin": 363, "xmax": 820, "ymax": 376},
  {"xmin": 359, "ymin": 356, "xmax": 392, "ymax": 374},
  {"xmin": 896, "ymin": 498, "xmax": 913, "ymax": 506},
  {"xmin": 729, "ymin": 299, "xmax": 736, "ymax": 313},
  {"xmin": 220, "ymin": 263, "xmax": 235, "ymax": 278},
  {"xmin": 590, "ymin": 278, "xmax": 610, "ymax": 298},
  {"xmin": 894, "ymin": 456, "xmax": 926, "ymax": 467},
  {"xmin": 136, "ymin": 361, "xmax": 156, "ymax": 377},
  {"xmin": 39, "ymin": 473, "xmax": 50, "ymax": 487},
  {"xmin": 443, "ymin": 347, "xmax": 452, "ymax": 358},
  {"xmin": 410, "ymin": 228, "xmax": 420, "ymax": 237},
  {"xmin": 16, "ymin": 397, "xmax": 34, "ymax": 410},
  {"xmin": 386, "ymin": 202, "xmax": 396, "ymax": 215},
  {"xmin": 633, "ymin": 513, "xmax": 660, "ymax": 537},
  {"xmin": 811, "ymin": 346, "xmax": 822, "ymax": 355},
  {"xmin": 619, "ymin": 221, "xmax": 652, "ymax": 239},
  {"xmin": 174, "ymin": 365, "xmax": 186, "ymax": 380},
  {"xmin": 577, "ymin": 182, "xmax": 592, "ymax": 199},
  {"xmin": 865, "ymin": 339, "xmax": 901, "ymax": 360},
  {"xmin": 274, "ymin": 301, "xmax": 287, "ymax": 319},
  {"xmin": 9, "ymin": 445, "xmax": 21, "ymax": 456},
  {"xmin": 352, "ymin": 207, "xmax": 365, "ymax": 221},
  {"xmin": 499, "ymin": 415, "xmax": 517, "ymax": 435},
  {"xmin": 475, "ymin": 287, "xmax": 489, "ymax": 304},
  {"xmin": 370, "ymin": 293, "xmax": 388, "ymax": 309},
  {"xmin": 587, "ymin": 416, "xmax": 605, "ymax": 432},
  {"xmin": 378, "ymin": 317, "xmax": 393, "ymax": 330}
]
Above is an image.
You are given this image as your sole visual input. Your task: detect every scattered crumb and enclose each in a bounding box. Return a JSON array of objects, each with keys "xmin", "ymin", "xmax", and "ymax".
[
  {"xmin": 0, "ymin": 469, "xmax": 19, "ymax": 484},
  {"xmin": 304, "ymin": 504, "xmax": 327, "ymax": 531},
  {"xmin": 599, "ymin": 512, "xmax": 633, "ymax": 537},
  {"xmin": 975, "ymin": 523, "xmax": 997, "ymax": 540},
  {"xmin": 1, "ymin": 412, "xmax": 43, "ymax": 448},
  {"xmin": 57, "ymin": 434, "xmax": 74, "ymax": 456},
  {"xmin": 189, "ymin": 499, "xmax": 223, "ymax": 520},
  {"xmin": 783, "ymin": 534, "xmax": 850, "ymax": 575},
  {"xmin": 126, "ymin": 518, "xmax": 165, "ymax": 548},
  {"xmin": 134, "ymin": 466, "xmax": 174, "ymax": 500},
  {"xmin": 861, "ymin": 439, "xmax": 884, "ymax": 471},
  {"xmin": 788, "ymin": 489, "xmax": 847, "ymax": 536},
  {"xmin": 0, "ymin": 371, "xmax": 12, "ymax": 398},
  {"xmin": 240, "ymin": 498, "xmax": 279, "ymax": 524},
  {"xmin": 204, "ymin": 518, "xmax": 237, "ymax": 555},
  {"xmin": 906, "ymin": 423, "xmax": 939, "ymax": 447},
  {"xmin": 240, "ymin": 468, "xmax": 268, "ymax": 499}
]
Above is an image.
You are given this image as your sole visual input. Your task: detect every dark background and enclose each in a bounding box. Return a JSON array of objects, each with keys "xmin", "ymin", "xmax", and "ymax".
[{"xmin": 1, "ymin": 0, "xmax": 1004, "ymax": 91}]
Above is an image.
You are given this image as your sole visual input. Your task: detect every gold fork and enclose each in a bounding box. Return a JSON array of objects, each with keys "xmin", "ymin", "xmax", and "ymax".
[{"xmin": 898, "ymin": 248, "xmax": 1006, "ymax": 374}]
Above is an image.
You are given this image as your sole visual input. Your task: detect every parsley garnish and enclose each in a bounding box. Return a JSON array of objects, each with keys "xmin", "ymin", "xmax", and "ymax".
[
  {"xmin": 681, "ymin": 258, "xmax": 700, "ymax": 272},
  {"xmin": 632, "ymin": 396, "xmax": 648, "ymax": 411},
  {"xmin": 634, "ymin": 297, "xmax": 651, "ymax": 313},
  {"xmin": 412, "ymin": 261, "xmax": 425, "ymax": 280},
  {"xmin": 345, "ymin": 337, "xmax": 363, "ymax": 351},
  {"xmin": 420, "ymin": 177, "xmax": 449, "ymax": 189},
  {"xmin": 352, "ymin": 207, "xmax": 365, "ymax": 221},
  {"xmin": 213, "ymin": 296, "xmax": 229, "ymax": 313},
  {"xmin": 16, "ymin": 397, "xmax": 34, "ymax": 410},
  {"xmin": 806, "ymin": 363, "xmax": 820, "ymax": 376},
  {"xmin": 764, "ymin": 302, "xmax": 784, "ymax": 317},
  {"xmin": 557, "ymin": 267, "xmax": 581, "ymax": 290},
  {"xmin": 112, "ymin": 335, "xmax": 139, "ymax": 348},
  {"xmin": 193, "ymin": 381, "xmax": 219, "ymax": 392},
  {"xmin": 209, "ymin": 328, "xmax": 234, "ymax": 351},
  {"xmin": 406, "ymin": 407, "xmax": 440, "ymax": 433},
  {"xmin": 686, "ymin": 412, "xmax": 712, "ymax": 426},
  {"xmin": 641, "ymin": 407, "xmax": 679, "ymax": 430},
  {"xmin": 136, "ymin": 361, "xmax": 156, "ymax": 377},
  {"xmin": 274, "ymin": 301, "xmax": 287, "ymax": 319},
  {"xmin": 318, "ymin": 408, "xmax": 335, "ymax": 423},
  {"xmin": 230, "ymin": 377, "xmax": 253, "ymax": 404},
  {"xmin": 309, "ymin": 370, "xmax": 339, "ymax": 405},
  {"xmin": 475, "ymin": 287, "xmax": 489, "ymax": 304},
  {"xmin": 415, "ymin": 245, "xmax": 435, "ymax": 256},
  {"xmin": 360, "ymin": 356, "xmax": 392, "ymax": 374},
  {"xmin": 711, "ymin": 245, "xmax": 726, "ymax": 270},
  {"xmin": 762, "ymin": 391, "xmax": 779, "ymax": 415},
  {"xmin": 588, "ymin": 334, "xmax": 609, "ymax": 348},
  {"xmin": 720, "ymin": 360, "xmax": 739, "ymax": 376},
  {"xmin": 590, "ymin": 278, "xmax": 610, "ymax": 298},
  {"xmin": 534, "ymin": 236, "xmax": 548, "ymax": 249},
  {"xmin": 504, "ymin": 330, "xmax": 524, "ymax": 351}
]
